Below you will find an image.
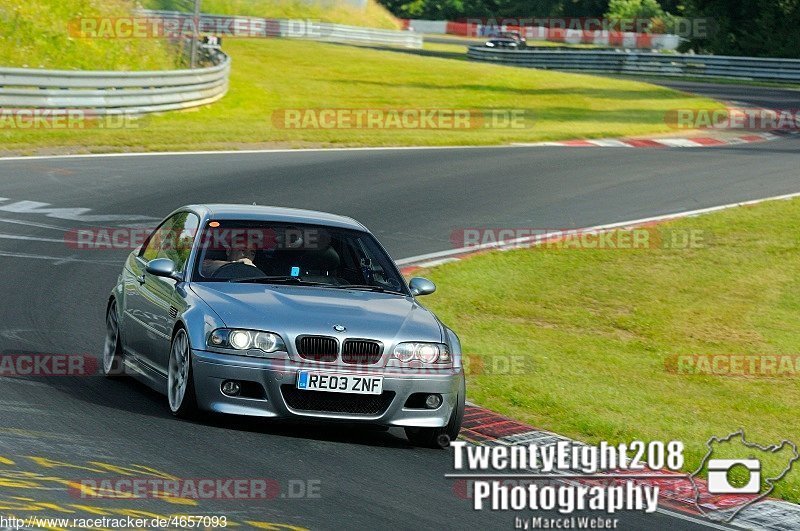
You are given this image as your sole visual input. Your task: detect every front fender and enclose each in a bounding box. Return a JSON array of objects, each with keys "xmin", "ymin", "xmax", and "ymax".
[
  {"xmin": 179, "ymin": 285, "xmax": 227, "ymax": 352},
  {"xmin": 443, "ymin": 326, "xmax": 463, "ymax": 370}
]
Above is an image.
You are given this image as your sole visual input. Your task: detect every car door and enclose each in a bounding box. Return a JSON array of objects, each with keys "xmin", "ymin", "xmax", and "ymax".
[
  {"xmin": 125, "ymin": 211, "xmax": 199, "ymax": 376},
  {"xmin": 123, "ymin": 215, "xmax": 173, "ymax": 364}
]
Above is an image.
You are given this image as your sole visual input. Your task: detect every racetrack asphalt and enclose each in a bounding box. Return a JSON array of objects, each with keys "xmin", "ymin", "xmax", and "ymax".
[{"xmin": 0, "ymin": 81, "xmax": 794, "ymax": 530}]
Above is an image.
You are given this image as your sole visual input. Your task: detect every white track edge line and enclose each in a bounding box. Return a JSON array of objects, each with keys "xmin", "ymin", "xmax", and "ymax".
[
  {"xmin": 0, "ymin": 144, "xmax": 526, "ymax": 162},
  {"xmin": 396, "ymin": 191, "xmax": 800, "ymax": 265},
  {"xmin": 0, "ymin": 130, "xmax": 787, "ymax": 162}
]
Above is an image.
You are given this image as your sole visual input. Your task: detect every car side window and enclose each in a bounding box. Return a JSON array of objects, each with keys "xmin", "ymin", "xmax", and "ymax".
[
  {"xmin": 140, "ymin": 212, "xmax": 200, "ymax": 272},
  {"xmin": 140, "ymin": 218, "xmax": 173, "ymax": 262}
]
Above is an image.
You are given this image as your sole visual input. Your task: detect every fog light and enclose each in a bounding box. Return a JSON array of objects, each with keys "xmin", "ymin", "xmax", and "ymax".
[
  {"xmin": 425, "ymin": 394, "xmax": 442, "ymax": 409},
  {"xmin": 221, "ymin": 380, "xmax": 241, "ymax": 397}
]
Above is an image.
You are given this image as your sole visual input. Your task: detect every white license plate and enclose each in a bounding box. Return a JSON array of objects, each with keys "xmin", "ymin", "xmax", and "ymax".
[{"xmin": 296, "ymin": 371, "xmax": 383, "ymax": 395}]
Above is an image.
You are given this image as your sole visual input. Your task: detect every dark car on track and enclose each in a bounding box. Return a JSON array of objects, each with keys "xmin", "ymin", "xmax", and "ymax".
[
  {"xmin": 484, "ymin": 37, "xmax": 521, "ymax": 49},
  {"xmin": 487, "ymin": 30, "xmax": 527, "ymax": 49}
]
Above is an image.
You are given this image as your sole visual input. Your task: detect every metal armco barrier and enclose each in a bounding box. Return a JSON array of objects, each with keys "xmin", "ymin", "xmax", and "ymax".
[
  {"xmin": 467, "ymin": 47, "xmax": 800, "ymax": 83},
  {"xmin": 0, "ymin": 53, "xmax": 230, "ymax": 114},
  {"xmin": 141, "ymin": 10, "xmax": 422, "ymax": 49},
  {"xmin": 311, "ymin": 22, "xmax": 421, "ymax": 47}
]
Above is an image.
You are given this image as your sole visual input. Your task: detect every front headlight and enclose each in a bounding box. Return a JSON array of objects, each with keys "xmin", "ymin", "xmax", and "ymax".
[
  {"xmin": 208, "ymin": 328, "xmax": 287, "ymax": 356},
  {"xmin": 392, "ymin": 342, "xmax": 451, "ymax": 364}
]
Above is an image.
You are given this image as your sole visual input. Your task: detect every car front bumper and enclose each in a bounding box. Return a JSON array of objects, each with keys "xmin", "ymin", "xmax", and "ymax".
[{"xmin": 191, "ymin": 349, "xmax": 463, "ymax": 428}]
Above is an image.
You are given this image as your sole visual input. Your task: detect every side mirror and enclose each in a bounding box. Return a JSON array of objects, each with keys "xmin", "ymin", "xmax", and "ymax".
[
  {"xmin": 146, "ymin": 258, "xmax": 182, "ymax": 281},
  {"xmin": 409, "ymin": 277, "xmax": 436, "ymax": 296}
]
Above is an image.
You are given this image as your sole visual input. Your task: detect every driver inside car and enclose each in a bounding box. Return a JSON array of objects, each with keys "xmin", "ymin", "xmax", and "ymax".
[{"xmin": 202, "ymin": 243, "xmax": 259, "ymax": 277}]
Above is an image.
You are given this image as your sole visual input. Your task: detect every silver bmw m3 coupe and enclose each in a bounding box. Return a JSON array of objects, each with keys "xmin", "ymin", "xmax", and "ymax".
[{"xmin": 104, "ymin": 204, "xmax": 465, "ymax": 447}]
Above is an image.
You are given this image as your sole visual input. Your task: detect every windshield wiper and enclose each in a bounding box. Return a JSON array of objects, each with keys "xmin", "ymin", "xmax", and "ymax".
[
  {"xmin": 229, "ymin": 276, "xmax": 328, "ymax": 286},
  {"xmin": 229, "ymin": 277, "xmax": 404, "ymax": 293},
  {"xmin": 337, "ymin": 284, "xmax": 404, "ymax": 294}
]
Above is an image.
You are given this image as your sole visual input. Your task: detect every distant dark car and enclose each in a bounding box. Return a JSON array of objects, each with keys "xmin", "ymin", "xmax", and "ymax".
[
  {"xmin": 487, "ymin": 31, "xmax": 527, "ymax": 49},
  {"xmin": 484, "ymin": 37, "xmax": 520, "ymax": 49}
]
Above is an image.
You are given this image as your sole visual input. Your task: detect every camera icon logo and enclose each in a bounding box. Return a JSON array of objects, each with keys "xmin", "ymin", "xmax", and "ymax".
[
  {"xmin": 690, "ymin": 429, "xmax": 799, "ymax": 522},
  {"xmin": 706, "ymin": 458, "xmax": 761, "ymax": 494}
]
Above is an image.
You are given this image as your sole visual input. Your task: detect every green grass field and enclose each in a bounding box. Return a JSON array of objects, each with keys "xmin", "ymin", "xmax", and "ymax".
[
  {"xmin": 416, "ymin": 197, "xmax": 800, "ymax": 503},
  {"xmin": 0, "ymin": 0, "xmax": 400, "ymax": 70},
  {"xmin": 143, "ymin": 0, "xmax": 401, "ymax": 29},
  {"xmin": 0, "ymin": 0, "xmax": 179, "ymax": 70},
  {"xmin": 1, "ymin": 38, "xmax": 720, "ymax": 154},
  {"xmin": 422, "ymin": 41, "xmax": 469, "ymax": 55}
]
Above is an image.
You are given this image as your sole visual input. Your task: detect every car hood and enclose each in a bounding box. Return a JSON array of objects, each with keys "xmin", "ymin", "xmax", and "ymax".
[{"xmin": 190, "ymin": 283, "xmax": 444, "ymax": 343}]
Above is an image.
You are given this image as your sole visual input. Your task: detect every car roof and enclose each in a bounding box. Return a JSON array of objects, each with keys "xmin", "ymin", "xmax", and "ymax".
[{"xmin": 182, "ymin": 204, "xmax": 368, "ymax": 232}]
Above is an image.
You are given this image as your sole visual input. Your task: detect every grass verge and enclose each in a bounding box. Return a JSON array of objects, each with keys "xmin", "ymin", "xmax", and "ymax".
[
  {"xmin": 0, "ymin": 0, "xmax": 179, "ymax": 70},
  {"xmin": 2, "ymin": 38, "xmax": 719, "ymax": 154},
  {"xmin": 143, "ymin": 0, "xmax": 400, "ymax": 29},
  {"xmin": 416, "ymin": 197, "xmax": 800, "ymax": 503}
]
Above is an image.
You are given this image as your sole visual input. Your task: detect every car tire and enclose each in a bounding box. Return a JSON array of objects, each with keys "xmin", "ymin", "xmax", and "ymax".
[
  {"xmin": 405, "ymin": 379, "xmax": 465, "ymax": 448},
  {"xmin": 102, "ymin": 300, "xmax": 125, "ymax": 378},
  {"xmin": 168, "ymin": 328, "xmax": 199, "ymax": 418}
]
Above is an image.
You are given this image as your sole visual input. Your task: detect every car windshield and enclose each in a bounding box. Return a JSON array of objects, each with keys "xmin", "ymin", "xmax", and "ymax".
[{"xmin": 191, "ymin": 220, "xmax": 409, "ymax": 294}]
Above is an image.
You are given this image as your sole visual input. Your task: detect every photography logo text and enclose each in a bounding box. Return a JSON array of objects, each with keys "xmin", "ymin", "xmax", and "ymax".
[{"xmin": 448, "ymin": 439, "xmax": 685, "ymax": 528}]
